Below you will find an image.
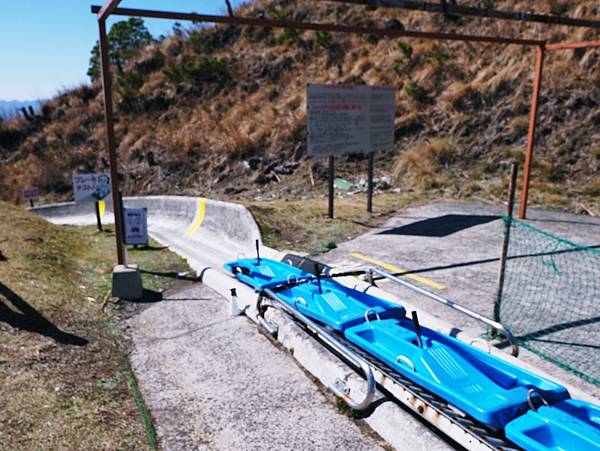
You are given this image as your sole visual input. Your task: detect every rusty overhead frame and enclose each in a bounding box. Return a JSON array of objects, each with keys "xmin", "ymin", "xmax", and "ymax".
[{"xmin": 93, "ymin": 1, "xmax": 600, "ymax": 264}]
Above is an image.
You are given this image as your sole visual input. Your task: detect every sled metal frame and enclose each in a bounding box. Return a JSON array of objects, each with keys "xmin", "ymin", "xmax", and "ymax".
[
  {"xmin": 94, "ymin": 0, "xmax": 600, "ymax": 264},
  {"xmin": 367, "ymin": 267, "xmax": 519, "ymax": 356},
  {"xmin": 257, "ymin": 287, "xmax": 520, "ymax": 451},
  {"xmin": 259, "ymin": 288, "xmax": 376, "ymax": 410}
]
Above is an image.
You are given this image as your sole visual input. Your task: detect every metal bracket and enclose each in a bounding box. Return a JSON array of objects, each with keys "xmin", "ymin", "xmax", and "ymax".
[
  {"xmin": 256, "ymin": 294, "xmax": 279, "ymax": 337},
  {"xmin": 329, "ymin": 360, "xmax": 376, "ymax": 411},
  {"xmin": 527, "ymin": 388, "xmax": 550, "ymax": 411},
  {"xmin": 261, "ymin": 287, "xmax": 376, "ymax": 411}
]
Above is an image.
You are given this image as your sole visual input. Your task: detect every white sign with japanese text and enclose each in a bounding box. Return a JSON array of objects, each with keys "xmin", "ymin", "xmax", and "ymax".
[
  {"xmin": 307, "ymin": 84, "xmax": 395, "ymax": 157},
  {"xmin": 124, "ymin": 208, "xmax": 148, "ymax": 245},
  {"xmin": 72, "ymin": 173, "xmax": 112, "ymax": 203}
]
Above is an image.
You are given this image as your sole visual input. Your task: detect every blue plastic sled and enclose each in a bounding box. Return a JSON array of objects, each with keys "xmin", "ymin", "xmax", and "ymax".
[
  {"xmin": 224, "ymin": 257, "xmax": 310, "ymax": 290},
  {"xmin": 344, "ymin": 318, "xmax": 569, "ymax": 429},
  {"xmin": 274, "ymin": 279, "xmax": 405, "ymax": 331},
  {"xmin": 225, "ymin": 257, "xmax": 405, "ymax": 331},
  {"xmin": 505, "ymin": 399, "xmax": 600, "ymax": 451}
]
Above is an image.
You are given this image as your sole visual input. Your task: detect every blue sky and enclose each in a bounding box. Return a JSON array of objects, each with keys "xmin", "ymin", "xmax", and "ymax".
[{"xmin": 0, "ymin": 0, "xmax": 242, "ymax": 101}]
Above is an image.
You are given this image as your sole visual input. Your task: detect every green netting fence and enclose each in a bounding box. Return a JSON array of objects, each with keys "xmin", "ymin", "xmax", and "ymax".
[{"xmin": 494, "ymin": 216, "xmax": 600, "ymax": 386}]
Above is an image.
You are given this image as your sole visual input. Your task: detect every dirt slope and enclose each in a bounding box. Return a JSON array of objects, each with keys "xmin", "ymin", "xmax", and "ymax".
[{"xmin": 0, "ymin": 0, "xmax": 598, "ymax": 212}]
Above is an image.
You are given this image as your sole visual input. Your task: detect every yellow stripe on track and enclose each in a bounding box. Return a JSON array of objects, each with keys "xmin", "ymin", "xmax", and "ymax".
[
  {"xmin": 185, "ymin": 197, "xmax": 207, "ymax": 237},
  {"xmin": 351, "ymin": 252, "xmax": 445, "ymax": 290}
]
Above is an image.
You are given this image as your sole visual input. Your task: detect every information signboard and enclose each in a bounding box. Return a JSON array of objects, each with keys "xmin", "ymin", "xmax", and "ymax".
[
  {"xmin": 22, "ymin": 187, "xmax": 39, "ymax": 201},
  {"xmin": 123, "ymin": 208, "xmax": 148, "ymax": 245},
  {"xmin": 72, "ymin": 173, "xmax": 112, "ymax": 203},
  {"xmin": 307, "ymin": 84, "xmax": 395, "ymax": 157}
]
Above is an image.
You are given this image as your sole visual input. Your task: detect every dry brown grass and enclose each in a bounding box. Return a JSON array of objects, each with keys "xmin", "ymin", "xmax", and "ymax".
[
  {"xmin": 1, "ymin": 0, "xmax": 599, "ymax": 214},
  {"xmin": 507, "ymin": 115, "xmax": 530, "ymax": 136},
  {"xmin": 393, "ymin": 138, "xmax": 459, "ymax": 187},
  {"xmin": 0, "ymin": 202, "xmax": 190, "ymax": 449},
  {"xmin": 246, "ymin": 191, "xmax": 422, "ymax": 254}
]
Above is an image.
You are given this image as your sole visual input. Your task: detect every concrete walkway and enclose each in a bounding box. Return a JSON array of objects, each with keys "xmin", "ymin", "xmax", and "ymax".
[
  {"xmin": 320, "ymin": 201, "xmax": 600, "ymax": 398},
  {"xmin": 127, "ymin": 284, "xmax": 389, "ymax": 451}
]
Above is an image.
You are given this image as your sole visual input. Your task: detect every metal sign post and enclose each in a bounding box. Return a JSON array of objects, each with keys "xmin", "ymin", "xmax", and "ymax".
[
  {"xmin": 328, "ymin": 156, "xmax": 335, "ymax": 218},
  {"xmin": 94, "ymin": 202, "xmax": 103, "ymax": 232},
  {"xmin": 367, "ymin": 152, "xmax": 374, "ymax": 213},
  {"xmin": 97, "ymin": 13, "xmax": 126, "ymax": 265},
  {"xmin": 73, "ymin": 173, "xmax": 112, "ymax": 233},
  {"xmin": 494, "ymin": 162, "xmax": 519, "ymax": 323}
]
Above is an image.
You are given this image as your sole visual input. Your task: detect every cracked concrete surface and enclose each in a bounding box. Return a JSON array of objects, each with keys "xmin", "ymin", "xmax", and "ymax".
[{"xmin": 127, "ymin": 285, "xmax": 391, "ymax": 451}]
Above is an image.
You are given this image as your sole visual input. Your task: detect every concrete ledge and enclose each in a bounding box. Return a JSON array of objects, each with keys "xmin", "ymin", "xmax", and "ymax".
[
  {"xmin": 112, "ymin": 264, "xmax": 143, "ymax": 300},
  {"xmin": 31, "ymin": 195, "xmax": 265, "ymax": 260}
]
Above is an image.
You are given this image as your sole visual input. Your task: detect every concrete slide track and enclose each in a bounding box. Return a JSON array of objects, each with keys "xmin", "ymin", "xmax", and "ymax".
[
  {"xmin": 33, "ymin": 196, "xmax": 457, "ymax": 450},
  {"xmin": 32, "ymin": 196, "xmax": 583, "ymax": 451}
]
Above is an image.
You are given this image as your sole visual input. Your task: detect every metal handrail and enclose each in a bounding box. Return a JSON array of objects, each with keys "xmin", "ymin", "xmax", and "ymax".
[
  {"xmin": 368, "ymin": 268, "xmax": 519, "ymax": 357},
  {"xmin": 259, "ymin": 288, "xmax": 376, "ymax": 410}
]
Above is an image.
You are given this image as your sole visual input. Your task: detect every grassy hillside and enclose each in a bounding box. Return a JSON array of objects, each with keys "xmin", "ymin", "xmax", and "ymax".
[
  {"xmin": 0, "ymin": 202, "xmax": 190, "ymax": 448},
  {"xmin": 0, "ymin": 0, "xmax": 598, "ymax": 212}
]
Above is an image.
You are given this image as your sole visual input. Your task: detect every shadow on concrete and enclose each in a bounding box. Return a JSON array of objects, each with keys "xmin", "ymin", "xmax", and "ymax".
[
  {"xmin": 377, "ymin": 214, "xmax": 500, "ymax": 237},
  {"xmin": 140, "ymin": 269, "xmax": 199, "ymax": 282},
  {"xmin": 0, "ymin": 282, "xmax": 88, "ymax": 346},
  {"xmin": 126, "ymin": 289, "xmax": 164, "ymax": 303},
  {"xmin": 525, "ymin": 337, "xmax": 600, "ymax": 350},
  {"xmin": 162, "ymin": 297, "xmax": 213, "ymax": 302},
  {"xmin": 337, "ymin": 216, "xmax": 430, "ymax": 230},
  {"xmin": 121, "ymin": 289, "xmax": 211, "ymax": 303},
  {"xmin": 517, "ymin": 315, "xmax": 600, "ymax": 350},
  {"xmin": 528, "ymin": 218, "xmax": 600, "ymax": 228}
]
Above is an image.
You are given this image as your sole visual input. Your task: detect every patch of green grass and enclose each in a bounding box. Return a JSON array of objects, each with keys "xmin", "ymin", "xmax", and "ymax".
[
  {"xmin": 404, "ymin": 80, "xmax": 428, "ymax": 103},
  {"xmin": 0, "ymin": 201, "xmax": 189, "ymax": 449},
  {"xmin": 124, "ymin": 359, "xmax": 158, "ymax": 451}
]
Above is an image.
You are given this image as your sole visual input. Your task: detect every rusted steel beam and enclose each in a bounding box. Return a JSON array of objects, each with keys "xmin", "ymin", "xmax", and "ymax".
[
  {"xmin": 90, "ymin": 5, "xmax": 544, "ymax": 46},
  {"xmin": 98, "ymin": 18, "xmax": 126, "ymax": 265},
  {"xmin": 324, "ymin": 0, "xmax": 600, "ymax": 29},
  {"xmin": 519, "ymin": 45, "xmax": 545, "ymax": 220},
  {"xmin": 547, "ymin": 39, "xmax": 600, "ymax": 51},
  {"xmin": 97, "ymin": 0, "xmax": 122, "ymax": 22}
]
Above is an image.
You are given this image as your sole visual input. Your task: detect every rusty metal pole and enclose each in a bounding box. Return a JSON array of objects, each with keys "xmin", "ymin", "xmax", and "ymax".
[
  {"xmin": 328, "ymin": 156, "xmax": 335, "ymax": 219},
  {"xmin": 518, "ymin": 44, "xmax": 545, "ymax": 220},
  {"xmin": 90, "ymin": 5, "xmax": 545, "ymax": 47},
  {"xmin": 98, "ymin": 18, "xmax": 126, "ymax": 265},
  {"xmin": 367, "ymin": 152, "xmax": 374, "ymax": 213},
  {"xmin": 546, "ymin": 39, "xmax": 600, "ymax": 51}
]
